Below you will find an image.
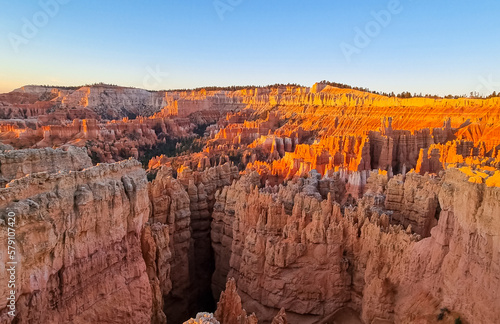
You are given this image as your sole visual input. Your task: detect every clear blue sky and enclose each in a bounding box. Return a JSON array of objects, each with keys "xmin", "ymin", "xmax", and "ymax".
[{"xmin": 1, "ymin": 0, "xmax": 499, "ymax": 96}]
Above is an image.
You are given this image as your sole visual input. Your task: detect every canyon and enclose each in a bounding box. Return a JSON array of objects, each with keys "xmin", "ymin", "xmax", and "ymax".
[{"xmin": 0, "ymin": 83, "xmax": 499, "ymax": 324}]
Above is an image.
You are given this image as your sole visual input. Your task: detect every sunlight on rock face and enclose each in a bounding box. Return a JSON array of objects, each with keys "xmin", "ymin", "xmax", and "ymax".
[{"xmin": 0, "ymin": 83, "xmax": 498, "ymax": 324}]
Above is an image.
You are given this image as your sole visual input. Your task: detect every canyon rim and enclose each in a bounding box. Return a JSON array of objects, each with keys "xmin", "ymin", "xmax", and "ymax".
[
  {"xmin": 0, "ymin": 83, "xmax": 498, "ymax": 324},
  {"xmin": 2, "ymin": 1, "xmax": 500, "ymax": 323}
]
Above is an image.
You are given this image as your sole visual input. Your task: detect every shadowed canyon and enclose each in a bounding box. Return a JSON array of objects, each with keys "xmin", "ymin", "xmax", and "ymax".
[{"xmin": 0, "ymin": 83, "xmax": 499, "ymax": 324}]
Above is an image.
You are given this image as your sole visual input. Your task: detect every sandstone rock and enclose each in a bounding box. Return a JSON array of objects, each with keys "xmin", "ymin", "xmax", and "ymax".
[
  {"xmin": 177, "ymin": 162, "xmax": 240, "ymax": 312},
  {"xmin": 184, "ymin": 313, "xmax": 220, "ymax": 324},
  {"xmin": 149, "ymin": 166, "xmax": 192, "ymax": 323},
  {"xmin": 142, "ymin": 223, "xmax": 172, "ymax": 324},
  {"xmin": 214, "ymin": 279, "xmax": 258, "ymax": 324},
  {"xmin": 211, "ymin": 167, "xmax": 500, "ymax": 323},
  {"xmin": 1, "ymin": 84, "xmax": 500, "ymax": 324},
  {"xmin": 271, "ymin": 308, "xmax": 287, "ymax": 324},
  {"xmin": 0, "ymin": 158, "xmax": 154, "ymax": 323},
  {"xmin": 0, "ymin": 146, "xmax": 92, "ymax": 185}
]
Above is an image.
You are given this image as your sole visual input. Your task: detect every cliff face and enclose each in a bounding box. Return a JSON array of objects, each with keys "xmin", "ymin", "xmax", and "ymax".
[
  {"xmin": 1, "ymin": 83, "xmax": 499, "ymax": 324},
  {"xmin": 3, "ymin": 84, "xmax": 499, "ymax": 168},
  {"xmin": 5, "ymin": 85, "xmax": 248, "ymax": 120},
  {"xmin": 0, "ymin": 146, "xmax": 92, "ymax": 185},
  {"xmin": 384, "ymin": 172, "xmax": 441, "ymax": 237},
  {"xmin": 142, "ymin": 222, "xmax": 173, "ymax": 324},
  {"xmin": 0, "ymin": 116, "xmax": 196, "ymax": 164},
  {"xmin": 149, "ymin": 167, "xmax": 192, "ymax": 323},
  {"xmin": 147, "ymin": 160, "xmax": 241, "ymax": 322},
  {"xmin": 178, "ymin": 162, "xmax": 240, "ymax": 313},
  {"xmin": 210, "ymin": 168, "xmax": 500, "ymax": 323},
  {"xmin": 185, "ymin": 278, "xmax": 291, "ymax": 324},
  {"xmin": 430, "ymin": 169, "xmax": 500, "ymax": 323},
  {"xmin": 10, "ymin": 85, "xmax": 166, "ymax": 119},
  {"xmin": 0, "ymin": 155, "xmax": 161, "ymax": 323}
]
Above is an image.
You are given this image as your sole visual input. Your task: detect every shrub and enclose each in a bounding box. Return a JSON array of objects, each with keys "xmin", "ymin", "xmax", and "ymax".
[{"xmin": 437, "ymin": 308, "xmax": 449, "ymax": 321}]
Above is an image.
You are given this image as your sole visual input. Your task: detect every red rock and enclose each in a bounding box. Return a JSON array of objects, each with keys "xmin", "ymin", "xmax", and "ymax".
[
  {"xmin": 0, "ymin": 158, "xmax": 156, "ymax": 323},
  {"xmin": 214, "ymin": 278, "xmax": 258, "ymax": 324}
]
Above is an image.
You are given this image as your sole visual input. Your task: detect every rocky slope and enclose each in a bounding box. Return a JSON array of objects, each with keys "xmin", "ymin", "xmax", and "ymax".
[
  {"xmin": 184, "ymin": 279, "xmax": 288, "ymax": 324},
  {"xmin": 210, "ymin": 168, "xmax": 500, "ymax": 323},
  {"xmin": 0, "ymin": 116, "xmax": 200, "ymax": 163},
  {"xmin": 7, "ymin": 85, "xmax": 248, "ymax": 120},
  {"xmin": 0, "ymin": 85, "xmax": 232, "ymax": 164},
  {"xmin": 0, "ymin": 149, "xmax": 169, "ymax": 323},
  {"xmin": 147, "ymin": 159, "xmax": 240, "ymax": 323},
  {"xmin": 2, "ymin": 83, "xmax": 499, "ymax": 167},
  {"xmin": 0, "ymin": 146, "xmax": 92, "ymax": 185},
  {"xmin": 1, "ymin": 83, "xmax": 499, "ymax": 324}
]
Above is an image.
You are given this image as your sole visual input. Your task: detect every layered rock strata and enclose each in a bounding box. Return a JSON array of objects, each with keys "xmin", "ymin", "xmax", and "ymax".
[
  {"xmin": 148, "ymin": 166, "xmax": 192, "ymax": 323},
  {"xmin": 211, "ymin": 168, "xmax": 500, "ymax": 323},
  {"xmin": 0, "ymin": 158, "xmax": 164, "ymax": 323},
  {"xmin": 1, "ymin": 83, "xmax": 499, "ymax": 324},
  {"xmin": 0, "ymin": 146, "xmax": 92, "ymax": 185},
  {"xmin": 0, "ymin": 117, "xmax": 196, "ymax": 164},
  {"xmin": 184, "ymin": 279, "xmax": 288, "ymax": 324},
  {"xmin": 177, "ymin": 162, "xmax": 240, "ymax": 313}
]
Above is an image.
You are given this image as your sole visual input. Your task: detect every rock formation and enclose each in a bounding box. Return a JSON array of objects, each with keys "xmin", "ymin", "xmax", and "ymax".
[
  {"xmin": 214, "ymin": 279, "xmax": 258, "ymax": 324},
  {"xmin": 0, "ymin": 146, "xmax": 92, "ymax": 185},
  {"xmin": 2, "ymin": 83, "xmax": 499, "ymax": 168},
  {"xmin": 148, "ymin": 166, "xmax": 192, "ymax": 323},
  {"xmin": 184, "ymin": 279, "xmax": 288, "ymax": 324},
  {"xmin": 0, "ymin": 152, "xmax": 163, "ymax": 323},
  {"xmin": 142, "ymin": 223, "xmax": 173, "ymax": 324},
  {"xmin": 1, "ymin": 83, "xmax": 499, "ymax": 324},
  {"xmin": 183, "ymin": 313, "xmax": 220, "ymax": 324},
  {"xmin": 178, "ymin": 162, "xmax": 240, "ymax": 313},
  {"xmin": 210, "ymin": 167, "xmax": 500, "ymax": 323},
  {"xmin": 146, "ymin": 159, "xmax": 241, "ymax": 322}
]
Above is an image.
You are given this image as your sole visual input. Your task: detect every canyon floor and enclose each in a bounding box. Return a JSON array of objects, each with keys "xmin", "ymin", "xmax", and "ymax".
[{"xmin": 0, "ymin": 83, "xmax": 499, "ymax": 324}]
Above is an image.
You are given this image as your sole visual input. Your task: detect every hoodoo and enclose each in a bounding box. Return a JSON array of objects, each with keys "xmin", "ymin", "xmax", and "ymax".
[{"xmin": 0, "ymin": 83, "xmax": 499, "ymax": 324}]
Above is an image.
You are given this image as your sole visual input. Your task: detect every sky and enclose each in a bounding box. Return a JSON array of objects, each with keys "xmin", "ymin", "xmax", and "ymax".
[{"xmin": 1, "ymin": 0, "xmax": 499, "ymax": 96}]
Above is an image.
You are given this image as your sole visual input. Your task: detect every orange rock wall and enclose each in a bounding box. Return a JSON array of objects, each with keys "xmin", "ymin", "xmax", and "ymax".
[
  {"xmin": 0, "ymin": 158, "xmax": 164, "ymax": 323},
  {"xmin": 211, "ymin": 169, "xmax": 500, "ymax": 323}
]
